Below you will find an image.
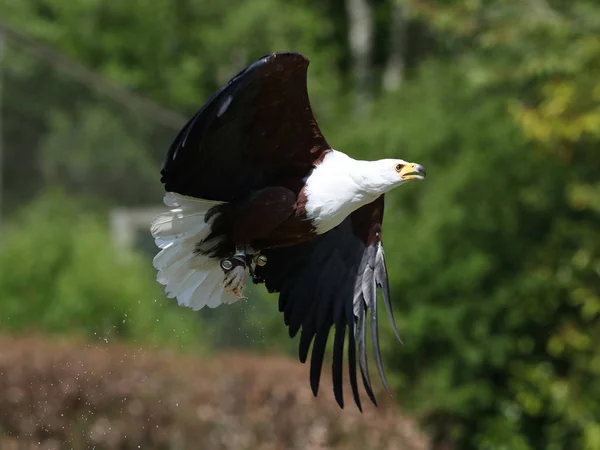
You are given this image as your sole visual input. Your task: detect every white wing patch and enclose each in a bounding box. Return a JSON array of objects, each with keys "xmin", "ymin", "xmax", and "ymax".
[{"xmin": 151, "ymin": 192, "xmax": 239, "ymax": 310}]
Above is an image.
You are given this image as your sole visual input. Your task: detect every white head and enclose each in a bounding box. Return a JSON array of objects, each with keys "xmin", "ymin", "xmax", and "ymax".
[
  {"xmin": 302, "ymin": 151, "xmax": 427, "ymax": 234},
  {"xmin": 353, "ymin": 158, "xmax": 427, "ymax": 195}
]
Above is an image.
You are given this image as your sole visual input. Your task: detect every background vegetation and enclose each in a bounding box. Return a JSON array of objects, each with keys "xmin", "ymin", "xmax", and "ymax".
[{"xmin": 0, "ymin": 0, "xmax": 598, "ymax": 448}]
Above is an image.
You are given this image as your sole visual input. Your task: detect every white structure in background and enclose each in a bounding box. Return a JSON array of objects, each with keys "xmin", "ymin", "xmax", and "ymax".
[{"xmin": 110, "ymin": 207, "xmax": 163, "ymax": 253}]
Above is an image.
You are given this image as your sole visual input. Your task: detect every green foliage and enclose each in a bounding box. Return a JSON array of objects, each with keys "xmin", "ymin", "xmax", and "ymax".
[
  {"xmin": 0, "ymin": 191, "xmax": 207, "ymax": 350},
  {"xmin": 0, "ymin": 44, "xmax": 175, "ymax": 210},
  {"xmin": 40, "ymin": 105, "xmax": 163, "ymax": 204},
  {"xmin": 0, "ymin": 0, "xmax": 341, "ymax": 112},
  {"xmin": 364, "ymin": 64, "xmax": 585, "ymax": 449},
  {"xmin": 379, "ymin": 3, "xmax": 600, "ymax": 449},
  {"xmin": 1, "ymin": 0, "xmax": 600, "ymax": 448},
  {"xmin": 190, "ymin": 284, "xmax": 296, "ymax": 354},
  {"xmin": 0, "ymin": 0, "xmax": 343, "ymax": 211}
]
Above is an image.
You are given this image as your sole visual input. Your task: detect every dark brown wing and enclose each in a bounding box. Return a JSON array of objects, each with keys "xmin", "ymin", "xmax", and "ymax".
[
  {"xmin": 253, "ymin": 195, "xmax": 403, "ymax": 411},
  {"xmin": 160, "ymin": 52, "xmax": 330, "ymax": 202}
]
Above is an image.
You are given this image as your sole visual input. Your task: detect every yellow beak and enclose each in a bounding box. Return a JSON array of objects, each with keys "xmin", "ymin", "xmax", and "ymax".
[{"xmin": 400, "ymin": 163, "xmax": 427, "ymax": 181}]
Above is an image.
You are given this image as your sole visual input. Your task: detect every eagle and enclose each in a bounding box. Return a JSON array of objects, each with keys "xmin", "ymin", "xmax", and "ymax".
[{"xmin": 150, "ymin": 52, "xmax": 426, "ymax": 411}]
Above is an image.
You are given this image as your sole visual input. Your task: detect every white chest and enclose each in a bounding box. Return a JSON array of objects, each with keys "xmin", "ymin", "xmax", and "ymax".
[{"xmin": 303, "ymin": 150, "xmax": 379, "ymax": 234}]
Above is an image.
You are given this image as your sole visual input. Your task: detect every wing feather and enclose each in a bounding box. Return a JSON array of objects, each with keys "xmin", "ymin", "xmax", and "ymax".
[
  {"xmin": 345, "ymin": 297, "xmax": 363, "ymax": 411},
  {"xmin": 255, "ymin": 195, "xmax": 401, "ymax": 410},
  {"xmin": 375, "ymin": 244, "xmax": 404, "ymax": 344},
  {"xmin": 357, "ymin": 301, "xmax": 377, "ymax": 406},
  {"xmin": 160, "ymin": 52, "xmax": 330, "ymax": 202},
  {"xmin": 332, "ymin": 319, "xmax": 346, "ymax": 408}
]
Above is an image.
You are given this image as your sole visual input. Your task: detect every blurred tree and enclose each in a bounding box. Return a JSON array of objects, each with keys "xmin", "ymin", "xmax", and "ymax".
[
  {"xmin": 0, "ymin": 25, "xmax": 179, "ymax": 210},
  {"xmin": 0, "ymin": 0, "xmax": 341, "ymax": 112},
  {"xmin": 346, "ymin": 0, "xmax": 374, "ymax": 111},
  {"xmin": 0, "ymin": 190, "xmax": 209, "ymax": 350},
  {"xmin": 358, "ymin": 1, "xmax": 600, "ymax": 449},
  {"xmin": 40, "ymin": 104, "xmax": 163, "ymax": 204},
  {"xmin": 0, "ymin": 1, "xmax": 598, "ymax": 449},
  {"xmin": 0, "ymin": 0, "xmax": 343, "ymax": 211},
  {"xmin": 382, "ymin": 0, "xmax": 407, "ymax": 92}
]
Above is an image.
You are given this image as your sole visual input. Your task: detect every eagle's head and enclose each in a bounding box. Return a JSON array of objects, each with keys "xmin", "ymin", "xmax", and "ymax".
[{"xmin": 361, "ymin": 158, "xmax": 426, "ymax": 194}]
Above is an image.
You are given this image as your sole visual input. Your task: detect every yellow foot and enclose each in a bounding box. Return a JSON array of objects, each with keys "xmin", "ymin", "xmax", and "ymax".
[{"xmin": 222, "ymin": 263, "xmax": 249, "ymax": 298}]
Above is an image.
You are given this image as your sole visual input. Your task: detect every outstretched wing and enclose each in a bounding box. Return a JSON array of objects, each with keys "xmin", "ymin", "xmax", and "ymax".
[
  {"xmin": 254, "ymin": 195, "xmax": 403, "ymax": 411},
  {"xmin": 160, "ymin": 52, "xmax": 330, "ymax": 202}
]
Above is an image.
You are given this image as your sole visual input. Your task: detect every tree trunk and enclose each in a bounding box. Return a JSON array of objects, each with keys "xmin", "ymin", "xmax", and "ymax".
[
  {"xmin": 346, "ymin": 0, "xmax": 374, "ymax": 113},
  {"xmin": 383, "ymin": 0, "xmax": 406, "ymax": 92}
]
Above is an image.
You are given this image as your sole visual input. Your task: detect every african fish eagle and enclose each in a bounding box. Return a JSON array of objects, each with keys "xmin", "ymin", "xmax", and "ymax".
[{"xmin": 151, "ymin": 52, "xmax": 426, "ymax": 411}]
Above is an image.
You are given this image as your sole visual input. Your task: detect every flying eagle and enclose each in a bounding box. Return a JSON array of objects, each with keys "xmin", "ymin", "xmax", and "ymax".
[{"xmin": 151, "ymin": 52, "xmax": 425, "ymax": 411}]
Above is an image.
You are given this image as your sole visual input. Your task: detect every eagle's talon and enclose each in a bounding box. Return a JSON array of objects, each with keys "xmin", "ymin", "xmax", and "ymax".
[{"xmin": 221, "ymin": 257, "xmax": 249, "ymax": 297}]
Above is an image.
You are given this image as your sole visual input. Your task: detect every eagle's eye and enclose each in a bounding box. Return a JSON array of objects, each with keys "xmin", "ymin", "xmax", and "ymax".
[{"xmin": 395, "ymin": 163, "xmax": 404, "ymax": 172}]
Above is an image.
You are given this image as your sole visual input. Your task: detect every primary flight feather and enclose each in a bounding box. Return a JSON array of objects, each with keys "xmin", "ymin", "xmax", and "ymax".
[{"xmin": 151, "ymin": 52, "xmax": 426, "ymax": 410}]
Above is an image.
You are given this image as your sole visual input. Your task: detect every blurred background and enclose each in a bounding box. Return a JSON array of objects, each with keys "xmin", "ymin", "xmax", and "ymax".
[{"xmin": 0, "ymin": 0, "xmax": 598, "ymax": 449}]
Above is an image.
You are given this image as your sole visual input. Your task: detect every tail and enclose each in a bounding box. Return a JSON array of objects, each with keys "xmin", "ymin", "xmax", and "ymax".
[{"xmin": 150, "ymin": 192, "xmax": 239, "ymax": 310}]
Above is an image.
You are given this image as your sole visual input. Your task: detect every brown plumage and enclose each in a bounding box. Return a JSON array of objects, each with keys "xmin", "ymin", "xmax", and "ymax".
[{"xmin": 152, "ymin": 52, "xmax": 425, "ymax": 411}]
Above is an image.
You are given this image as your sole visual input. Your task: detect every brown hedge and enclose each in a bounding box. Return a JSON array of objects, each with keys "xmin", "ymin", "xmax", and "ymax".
[{"xmin": 0, "ymin": 334, "xmax": 427, "ymax": 450}]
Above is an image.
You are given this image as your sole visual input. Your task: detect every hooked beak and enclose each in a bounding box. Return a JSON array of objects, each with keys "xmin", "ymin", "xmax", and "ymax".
[{"xmin": 400, "ymin": 163, "xmax": 427, "ymax": 181}]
